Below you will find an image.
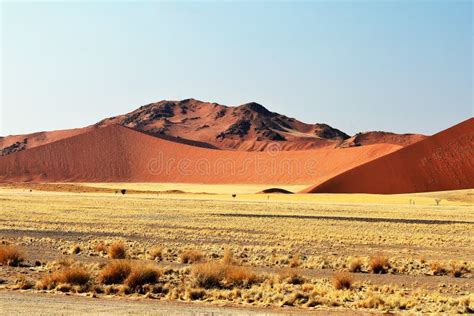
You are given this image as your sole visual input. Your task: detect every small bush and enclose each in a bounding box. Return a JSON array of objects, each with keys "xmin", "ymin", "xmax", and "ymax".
[
  {"xmin": 192, "ymin": 262, "xmax": 258, "ymax": 289},
  {"xmin": 332, "ymin": 272, "xmax": 353, "ymax": 290},
  {"xmin": 124, "ymin": 264, "xmax": 161, "ymax": 291},
  {"xmin": 98, "ymin": 260, "xmax": 132, "ymax": 285},
  {"xmin": 450, "ymin": 262, "xmax": 463, "ymax": 278},
  {"xmin": 70, "ymin": 244, "xmax": 81, "ymax": 255},
  {"xmin": 38, "ymin": 267, "xmax": 90, "ymax": 290},
  {"xmin": 369, "ymin": 256, "xmax": 390, "ymax": 274},
  {"xmin": 180, "ymin": 249, "xmax": 203, "ymax": 264},
  {"xmin": 348, "ymin": 257, "xmax": 363, "ymax": 273},
  {"xmin": 148, "ymin": 247, "xmax": 162, "ymax": 260},
  {"xmin": 0, "ymin": 245, "xmax": 25, "ymax": 267},
  {"xmin": 289, "ymin": 254, "xmax": 301, "ymax": 268},
  {"xmin": 278, "ymin": 268, "xmax": 304, "ymax": 285},
  {"xmin": 108, "ymin": 241, "xmax": 127, "ymax": 259},
  {"xmin": 95, "ymin": 243, "xmax": 107, "ymax": 254},
  {"xmin": 430, "ymin": 261, "xmax": 446, "ymax": 276},
  {"xmin": 222, "ymin": 248, "xmax": 234, "ymax": 265}
]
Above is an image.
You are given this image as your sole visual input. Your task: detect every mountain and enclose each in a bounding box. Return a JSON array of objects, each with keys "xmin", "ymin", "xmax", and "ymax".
[
  {"xmin": 0, "ymin": 99, "xmax": 425, "ymax": 155},
  {"xmin": 302, "ymin": 118, "xmax": 474, "ymax": 194},
  {"xmin": 0, "ymin": 125, "xmax": 401, "ymax": 184}
]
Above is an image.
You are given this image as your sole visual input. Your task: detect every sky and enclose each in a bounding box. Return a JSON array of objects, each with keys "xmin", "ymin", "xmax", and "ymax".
[{"xmin": 1, "ymin": 1, "xmax": 472, "ymax": 136}]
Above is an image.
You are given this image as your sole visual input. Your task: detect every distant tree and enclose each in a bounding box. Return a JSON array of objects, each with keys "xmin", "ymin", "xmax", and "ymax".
[
  {"xmin": 232, "ymin": 194, "xmax": 236, "ymax": 198},
  {"xmin": 121, "ymin": 189, "xmax": 127, "ymax": 195},
  {"xmin": 435, "ymin": 199, "xmax": 441, "ymax": 206}
]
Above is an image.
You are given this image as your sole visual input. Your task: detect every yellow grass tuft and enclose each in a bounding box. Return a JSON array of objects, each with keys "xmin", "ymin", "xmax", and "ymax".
[
  {"xmin": 180, "ymin": 249, "xmax": 204, "ymax": 264},
  {"xmin": 0, "ymin": 245, "xmax": 25, "ymax": 267},
  {"xmin": 148, "ymin": 247, "xmax": 163, "ymax": 260},
  {"xmin": 192, "ymin": 261, "xmax": 258, "ymax": 289},
  {"xmin": 348, "ymin": 257, "xmax": 363, "ymax": 273},
  {"xmin": 369, "ymin": 255, "xmax": 390, "ymax": 274},
  {"xmin": 95, "ymin": 243, "xmax": 107, "ymax": 254},
  {"xmin": 332, "ymin": 272, "xmax": 353, "ymax": 290},
  {"xmin": 37, "ymin": 267, "xmax": 90, "ymax": 290},
  {"xmin": 98, "ymin": 260, "xmax": 132, "ymax": 285},
  {"xmin": 124, "ymin": 264, "xmax": 161, "ymax": 291},
  {"xmin": 222, "ymin": 248, "xmax": 234, "ymax": 265},
  {"xmin": 108, "ymin": 241, "xmax": 127, "ymax": 259}
]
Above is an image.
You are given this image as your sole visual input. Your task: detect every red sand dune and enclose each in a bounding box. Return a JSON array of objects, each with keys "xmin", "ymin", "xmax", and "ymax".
[
  {"xmin": 1, "ymin": 99, "xmax": 425, "ymax": 155},
  {"xmin": 303, "ymin": 118, "xmax": 474, "ymax": 194},
  {"xmin": 0, "ymin": 125, "xmax": 400, "ymax": 184}
]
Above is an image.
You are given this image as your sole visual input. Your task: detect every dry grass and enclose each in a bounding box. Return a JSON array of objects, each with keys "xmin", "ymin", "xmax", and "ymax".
[
  {"xmin": 278, "ymin": 268, "xmax": 304, "ymax": 285},
  {"xmin": 348, "ymin": 257, "xmax": 363, "ymax": 273},
  {"xmin": 289, "ymin": 254, "xmax": 301, "ymax": 268},
  {"xmin": 69, "ymin": 244, "xmax": 81, "ymax": 255},
  {"xmin": 192, "ymin": 261, "xmax": 258, "ymax": 289},
  {"xmin": 0, "ymin": 245, "xmax": 25, "ymax": 267},
  {"xmin": 147, "ymin": 247, "xmax": 163, "ymax": 260},
  {"xmin": 180, "ymin": 249, "xmax": 204, "ymax": 264},
  {"xmin": 95, "ymin": 243, "xmax": 107, "ymax": 254},
  {"xmin": 369, "ymin": 256, "xmax": 390, "ymax": 274},
  {"xmin": 124, "ymin": 264, "xmax": 161, "ymax": 291},
  {"xmin": 108, "ymin": 241, "xmax": 127, "ymax": 259},
  {"xmin": 430, "ymin": 261, "xmax": 446, "ymax": 276},
  {"xmin": 332, "ymin": 272, "xmax": 353, "ymax": 290},
  {"xmin": 37, "ymin": 267, "xmax": 90, "ymax": 290},
  {"xmin": 98, "ymin": 260, "xmax": 132, "ymax": 285},
  {"xmin": 222, "ymin": 248, "xmax": 234, "ymax": 265}
]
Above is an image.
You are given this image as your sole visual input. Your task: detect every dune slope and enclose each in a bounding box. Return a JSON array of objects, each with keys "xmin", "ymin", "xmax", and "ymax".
[
  {"xmin": 0, "ymin": 125, "xmax": 400, "ymax": 184},
  {"xmin": 303, "ymin": 118, "xmax": 474, "ymax": 194}
]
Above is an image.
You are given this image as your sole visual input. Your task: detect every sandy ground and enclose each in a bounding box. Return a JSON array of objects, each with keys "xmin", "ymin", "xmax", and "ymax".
[{"xmin": 0, "ymin": 185, "xmax": 473, "ymax": 313}]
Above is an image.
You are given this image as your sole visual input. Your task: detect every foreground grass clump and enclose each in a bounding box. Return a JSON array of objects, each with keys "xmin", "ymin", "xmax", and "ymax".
[
  {"xmin": 0, "ymin": 245, "xmax": 25, "ymax": 267},
  {"xmin": 37, "ymin": 267, "xmax": 90, "ymax": 290},
  {"xmin": 369, "ymin": 256, "xmax": 390, "ymax": 274},
  {"xmin": 108, "ymin": 241, "xmax": 127, "ymax": 259},
  {"xmin": 348, "ymin": 257, "xmax": 363, "ymax": 273},
  {"xmin": 332, "ymin": 272, "xmax": 353, "ymax": 290},
  {"xmin": 124, "ymin": 264, "xmax": 161, "ymax": 291},
  {"xmin": 98, "ymin": 260, "xmax": 132, "ymax": 285},
  {"xmin": 192, "ymin": 261, "xmax": 259, "ymax": 289},
  {"xmin": 180, "ymin": 249, "xmax": 204, "ymax": 264},
  {"xmin": 278, "ymin": 268, "xmax": 305, "ymax": 285},
  {"xmin": 148, "ymin": 247, "xmax": 163, "ymax": 260}
]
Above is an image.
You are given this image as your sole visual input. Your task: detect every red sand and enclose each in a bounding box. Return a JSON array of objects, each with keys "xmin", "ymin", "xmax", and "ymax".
[
  {"xmin": 303, "ymin": 118, "xmax": 474, "ymax": 194},
  {"xmin": 0, "ymin": 125, "xmax": 400, "ymax": 184}
]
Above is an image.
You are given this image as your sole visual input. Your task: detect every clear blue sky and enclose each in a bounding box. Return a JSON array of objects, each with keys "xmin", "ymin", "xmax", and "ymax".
[{"xmin": 1, "ymin": 1, "xmax": 472, "ymax": 136}]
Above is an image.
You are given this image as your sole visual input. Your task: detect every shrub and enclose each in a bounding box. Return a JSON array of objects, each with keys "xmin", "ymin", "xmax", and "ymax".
[
  {"xmin": 108, "ymin": 241, "xmax": 127, "ymax": 259},
  {"xmin": 95, "ymin": 243, "xmax": 107, "ymax": 254},
  {"xmin": 289, "ymin": 254, "xmax": 301, "ymax": 268},
  {"xmin": 0, "ymin": 245, "xmax": 25, "ymax": 267},
  {"xmin": 348, "ymin": 257, "xmax": 363, "ymax": 273},
  {"xmin": 332, "ymin": 272, "xmax": 353, "ymax": 290},
  {"xmin": 180, "ymin": 249, "xmax": 203, "ymax": 264},
  {"xmin": 450, "ymin": 262, "xmax": 463, "ymax": 278},
  {"xmin": 98, "ymin": 260, "xmax": 132, "ymax": 285},
  {"xmin": 70, "ymin": 244, "xmax": 81, "ymax": 255},
  {"xmin": 222, "ymin": 248, "xmax": 234, "ymax": 265},
  {"xmin": 124, "ymin": 264, "xmax": 161, "ymax": 291},
  {"xmin": 148, "ymin": 247, "xmax": 162, "ymax": 260},
  {"xmin": 192, "ymin": 262, "xmax": 258, "ymax": 289},
  {"xmin": 38, "ymin": 267, "xmax": 90, "ymax": 290},
  {"xmin": 430, "ymin": 261, "xmax": 446, "ymax": 276},
  {"xmin": 369, "ymin": 256, "xmax": 390, "ymax": 274},
  {"xmin": 278, "ymin": 268, "xmax": 304, "ymax": 285}
]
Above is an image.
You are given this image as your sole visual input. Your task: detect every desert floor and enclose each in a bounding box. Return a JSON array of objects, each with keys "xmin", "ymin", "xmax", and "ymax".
[{"xmin": 0, "ymin": 183, "xmax": 473, "ymax": 314}]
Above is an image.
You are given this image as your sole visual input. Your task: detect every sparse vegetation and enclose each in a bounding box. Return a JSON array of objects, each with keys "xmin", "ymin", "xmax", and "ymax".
[
  {"xmin": 124, "ymin": 264, "xmax": 161, "ymax": 291},
  {"xmin": 0, "ymin": 245, "xmax": 25, "ymax": 267},
  {"xmin": 348, "ymin": 257, "xmax": 363, "ymax": 272},
  {"xmin": 98, "ymin": 260, "xmax": 132, "ymax": 285},
  {"xmin": 332, "ymin": 272, "xmax": 353, "ymax": 290},
  {"xmin": 70, "ymin": 244, "xmax": 81, "ymax": 254},
  {"xmin": 192, "ymin": 261, "xmax": 258, "ymax": 289},
  {"xmin": 37, "ymin": 267, "xmax": 90, "ymax": 290},
  {"xmin": 108, "ymin": 241, "xmax": 127, "ymax": 259},
  {"xmin": 147, "ymin": 247, "xmax": 163, "ymax": 260},
  {"xmin": 369, "ymin": 255, "xmax": 390, "ymax": 274},
  {"xmin": 180, "ymin": 249, "xmax": 203, "ymax": 264}
]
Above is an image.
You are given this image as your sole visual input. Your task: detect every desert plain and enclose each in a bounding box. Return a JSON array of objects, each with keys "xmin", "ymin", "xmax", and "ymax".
[{"xmin": 0, "ymin": 183, "xmax": 473, "ymax": 314}]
